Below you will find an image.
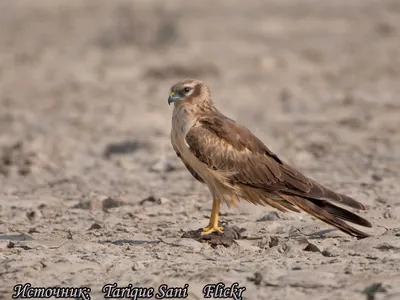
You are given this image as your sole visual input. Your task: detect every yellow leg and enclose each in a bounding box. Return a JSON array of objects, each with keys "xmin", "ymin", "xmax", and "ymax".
[{"xmin": 201, "ymin": 199, "xmax": 223, "ymax": 235}]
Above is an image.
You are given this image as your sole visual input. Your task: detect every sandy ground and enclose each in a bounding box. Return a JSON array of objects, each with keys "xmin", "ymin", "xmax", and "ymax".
[{"xmin": 0, "ymin": 0, "xmax": 400, "ymax": 299}]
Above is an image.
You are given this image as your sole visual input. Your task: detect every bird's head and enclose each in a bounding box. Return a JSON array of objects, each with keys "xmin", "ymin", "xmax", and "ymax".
[{"xmin": 168, "ymin": 79, "xmax": 210, "ymax": 106}]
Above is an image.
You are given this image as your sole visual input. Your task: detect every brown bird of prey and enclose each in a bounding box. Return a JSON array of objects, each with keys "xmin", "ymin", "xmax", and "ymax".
[{"xmin": 168, "ymin": 79, "xmax": 372, "ymax": 238}]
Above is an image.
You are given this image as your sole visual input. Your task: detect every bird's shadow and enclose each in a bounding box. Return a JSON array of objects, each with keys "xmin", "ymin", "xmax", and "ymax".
[
  {"xmin": 0, "ymin": 233, "xmax": 34, "ymax": 241},
  {"xmin": 308, "ymin": 228, "xmax": 338, "ymax": 237},
  {"xmin": 303, "ymin": 228, "xmax": 346, "ymax": 239},
  {"xmin": 99, "ymin": 239, "xmax": 161, "ymax": 246}
]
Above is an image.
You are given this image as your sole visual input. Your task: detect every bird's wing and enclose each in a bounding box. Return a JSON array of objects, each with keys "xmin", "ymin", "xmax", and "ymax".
[
  {"xmin": 172, "ymin": 142, "xmax": 204, "ymax": 183},
  {"xmin": 185, "ymin": 113, "xmax": 366, "ymax": 211}
]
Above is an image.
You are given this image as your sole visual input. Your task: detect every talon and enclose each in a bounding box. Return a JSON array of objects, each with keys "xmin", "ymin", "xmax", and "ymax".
[{"xmin": 201, "ymin": 226, "xmax": 224, "ymax": 235}]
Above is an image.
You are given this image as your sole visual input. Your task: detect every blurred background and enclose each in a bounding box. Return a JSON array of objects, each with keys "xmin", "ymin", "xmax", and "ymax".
[{"xmin": 0, "ymin": 0, "xmax": 400, "ymax": 299}]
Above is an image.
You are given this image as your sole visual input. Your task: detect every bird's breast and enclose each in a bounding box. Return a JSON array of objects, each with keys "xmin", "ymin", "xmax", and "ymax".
[
  {"xmin": 172, "ymin": 107, "xmax": 194, "ymax": 137},
  {"xmin": 172, "ymin": 108, "xmax": 194, "ymax": 155},
  {"xmin": 171, "ymin": 107, "xmax": 209, "ymax": 181}
]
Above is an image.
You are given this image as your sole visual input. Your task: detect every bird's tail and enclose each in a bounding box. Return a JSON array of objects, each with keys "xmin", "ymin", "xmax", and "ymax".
[{"xmin": 280, "ymin": 194, "xmax": 372, "ymax": 239}]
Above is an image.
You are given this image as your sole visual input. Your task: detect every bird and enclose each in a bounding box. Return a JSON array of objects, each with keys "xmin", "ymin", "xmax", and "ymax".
[{"xmin": 168, "ymin": 79, "xmax": 372, "ymax": 239}]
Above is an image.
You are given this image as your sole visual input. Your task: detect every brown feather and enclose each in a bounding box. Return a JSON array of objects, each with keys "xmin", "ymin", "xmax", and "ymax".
[
  {"xmin": 237, "ymin": 184, "xmax": 301, "ymax": 213},
  {"xmin": 174, "ymin": 149, "xmax": 205, "ymax": 183}
]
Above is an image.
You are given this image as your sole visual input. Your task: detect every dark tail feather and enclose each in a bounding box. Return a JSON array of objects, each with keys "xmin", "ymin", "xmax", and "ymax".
[
  {"xmin": 321, "ymin": 189, "xmax": 367, "ymax": 210},
  {"xmin": 307, "ymin": 198, "xmax": 372, "ymax": 228},
  {"xmin": 305, "ymin": 181, "xmax": 367, "ymax": 210},
  {"xmin": 280, "ymin": 194, "xmax": 370, "ymax": 239}
]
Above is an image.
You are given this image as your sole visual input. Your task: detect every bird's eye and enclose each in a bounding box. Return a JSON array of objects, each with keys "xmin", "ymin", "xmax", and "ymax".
[{"xmin": 183, "ymin": 87, "xmax": 191, "ymax": 93}]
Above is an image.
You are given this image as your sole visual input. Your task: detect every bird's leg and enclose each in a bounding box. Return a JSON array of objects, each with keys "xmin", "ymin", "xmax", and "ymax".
[{"xmin": 202, "ymin": 199, "xmax": 223, "ymax": 235}]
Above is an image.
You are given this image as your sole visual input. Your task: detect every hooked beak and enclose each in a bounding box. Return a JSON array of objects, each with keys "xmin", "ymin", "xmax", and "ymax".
[{"xmin": 168, "ymin": 92, "xmax": 179, "ymax": 105}]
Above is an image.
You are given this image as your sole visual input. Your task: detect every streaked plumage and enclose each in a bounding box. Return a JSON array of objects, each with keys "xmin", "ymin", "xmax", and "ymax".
[{"xmin": 168, "ymin": 79, "xmax": 372, "ymax": 238}]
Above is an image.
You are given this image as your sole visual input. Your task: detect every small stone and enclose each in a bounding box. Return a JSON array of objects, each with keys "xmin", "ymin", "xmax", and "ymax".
[
  {"xmin": 371, "ymin": 174, "xmax": 382, "ymax": 182},
  {"xmin": 344, "ymin": 265, "xmax": 353, "ymax": 274},
  {"xmin": 321, "ymin": 247, "xmax": 341, "ymax": 257},
  {"xmin": 140, "ymin": 195, "xmax": 168, "ymax": 206},
  {"xmin": 158, "ymin": 197, "xmax": 169, "ymax": 205},
  {"xmin": 247, "ymin": 272, "xmax": 263, "ymax": 286},
  {"xmin": 256, "ymin": 236, "xmax": 281, "ymax": 249},
  {"xmin": 88, "ymin": 223, "xmax": 102, "ymax": 230},
  {"xmin": 132, "ymin": 262, "xmax": 146, "ymax": 271},
  {"xmin": 383, "ymin": 208, "xmax": 395, "ymax": 219},
  {"xmin": 123, "ymin": 212, "xmax": 135, "ymax": 219},
  {"xmin": 304, "ymin": 242, "xmax": 321, "ymax": 252},
  {"xmin": 26, "ymin": 210, "xmax": 41, "ymax": 222},
  {"xmin": 140, "ymin": 195, "xmax": 158, "ymax": 205},
  {"xmin": 18, "ymin": 165, "xmax": 31, "ymax": 176},
  {"xmin": 277, "ymin": 242, "xmax": 291, "ymax": 254},
  {"xmin": 38, "ymin": 204, "xmax": 47, "ymax": 210},
  {"xmin": 268, "ymin": 236, "xmax": 280, "ymax": 248},
  {"xmin": 102, "ymin": 197, "xmax": 124, "ymax": 211}
]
